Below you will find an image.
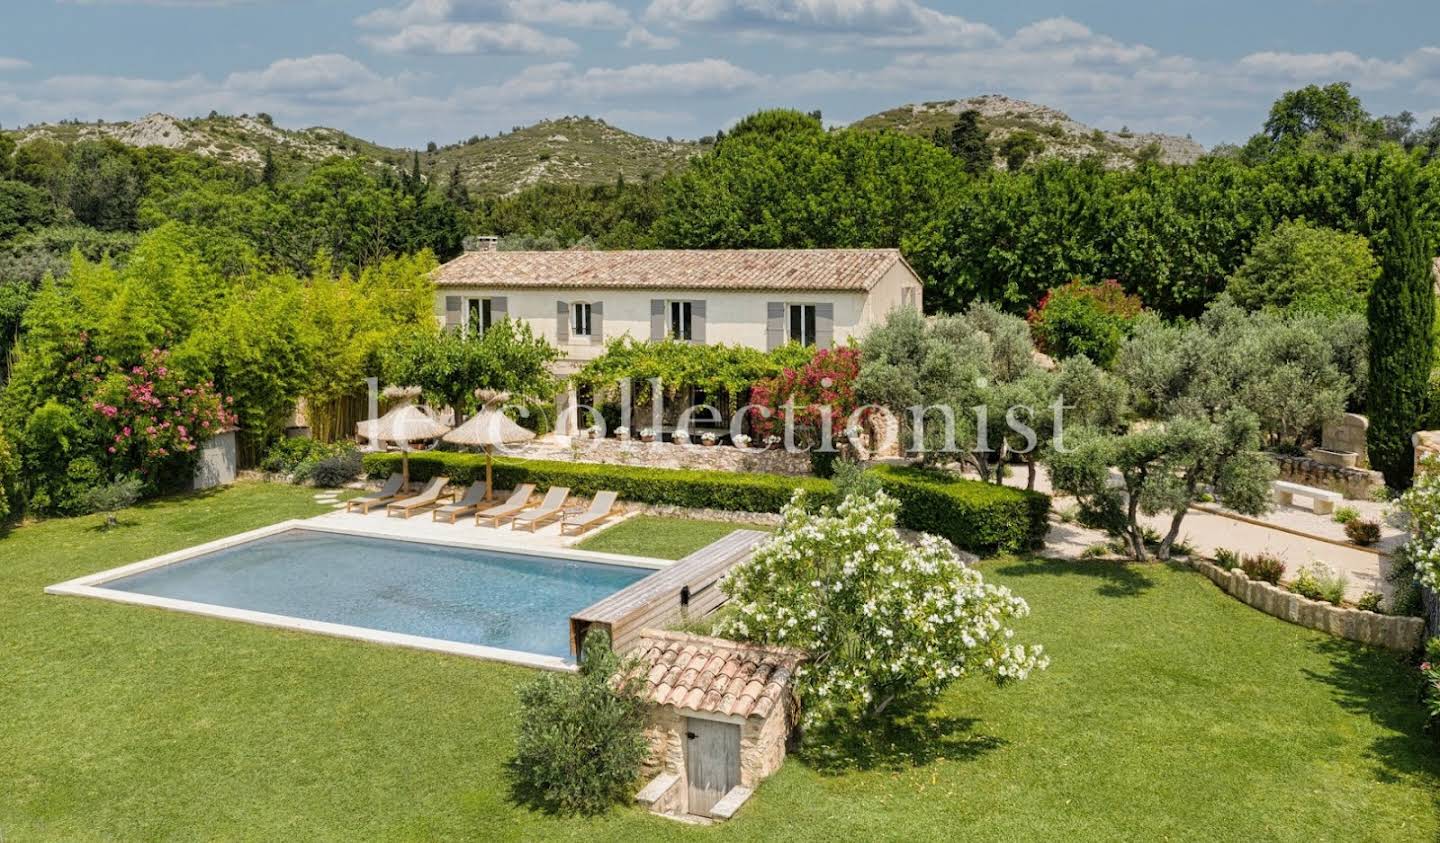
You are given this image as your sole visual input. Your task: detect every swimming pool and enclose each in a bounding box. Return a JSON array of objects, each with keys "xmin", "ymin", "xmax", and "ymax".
[{"xmin": 46, "ymin": 524, "xmax": 658, "ymax": 669}]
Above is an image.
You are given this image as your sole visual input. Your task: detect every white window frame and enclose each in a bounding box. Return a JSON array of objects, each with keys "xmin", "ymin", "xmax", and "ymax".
[
  {"xmin": 787, "ymin": 303, "xmax": 818, "ymax": 346},
  {"xmin": 464, "ymin": 297, "xmax": 493, "ymax": 337},
  {"xmin": 571, "ymin": 301, "xmax": 593, "ymax": 339},
  {"xmin": 667, "ymin": 300, "xmax": 693, "ymax": 342}
]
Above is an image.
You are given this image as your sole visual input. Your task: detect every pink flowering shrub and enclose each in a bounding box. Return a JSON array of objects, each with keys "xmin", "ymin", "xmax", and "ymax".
[
  {"xmin": 748, "ymin": 346, "xmax": 867, "ymax": 447},
  {"xmin": 90, "ymin": 349, "xmax": 236, "ymax": 488}
]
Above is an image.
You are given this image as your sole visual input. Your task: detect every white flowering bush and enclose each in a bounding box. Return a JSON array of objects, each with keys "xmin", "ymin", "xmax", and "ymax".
[
  {"xmin": 1397, "ymin": 454, "xmax": 1440, "ymax": 590},
  {"xmin": 716, "ymin": 489, "xmax": 1047, "ymax": 728}
]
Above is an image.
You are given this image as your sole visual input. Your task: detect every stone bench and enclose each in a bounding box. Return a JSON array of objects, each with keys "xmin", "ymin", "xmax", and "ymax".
[{"xmin": 1272, "ymin": 480, "xmax": 1342, "ymax": 515}]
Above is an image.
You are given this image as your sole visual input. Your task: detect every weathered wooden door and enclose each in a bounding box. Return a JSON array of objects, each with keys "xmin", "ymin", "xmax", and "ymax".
[{"xmin": 685, "ymin": 717, "xmax": 740, "ymax": 816}]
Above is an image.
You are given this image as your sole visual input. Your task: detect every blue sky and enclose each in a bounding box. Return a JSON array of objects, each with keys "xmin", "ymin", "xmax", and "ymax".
[{"xmin": 1, "ymin": 0, "xmax": 1436, "ymax": 148}]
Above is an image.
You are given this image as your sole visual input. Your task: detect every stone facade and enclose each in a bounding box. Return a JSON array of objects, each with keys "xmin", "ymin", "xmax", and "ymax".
[
  {"xmin": 1269, "ymin": 453, "xmax": 1385, "ymax": 501},
  {"xmin": 505, "ymin": 436, "xmax": 814, "ymax": 476},
  {"xmin": 638, "ymin": 701, "xmax": 793, "ymax": 818},
  {"xmin": 1190, "ymin": 557, "xmax": 1424, "ymax": 652}
]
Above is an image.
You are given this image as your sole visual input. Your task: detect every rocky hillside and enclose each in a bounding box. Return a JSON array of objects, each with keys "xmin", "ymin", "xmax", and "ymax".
[
  {"xmin": 851, "ymin": 94, "xmax": 1206, "ymax": 168},
  {"xmin": 13, "ymin": 113, "xmax": 705, "ymax": 196},
  {"xmin": 10, "ymin": 96, "xmax": 1203, "ymax": 196},
  {"xmin": 423, "ymin": 118, "xmax": 704, "ymax": 196}
]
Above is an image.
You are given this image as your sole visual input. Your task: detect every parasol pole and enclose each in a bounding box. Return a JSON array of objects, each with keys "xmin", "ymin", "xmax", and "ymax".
[{"xmin": 485, "ymin": 445, "xmax": 495, "ymax": 502}]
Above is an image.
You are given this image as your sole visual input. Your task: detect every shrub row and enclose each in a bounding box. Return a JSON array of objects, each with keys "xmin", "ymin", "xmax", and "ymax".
[{"xmin": 363, "ymin": 452, "xmax": 1050, "ymax": 555}]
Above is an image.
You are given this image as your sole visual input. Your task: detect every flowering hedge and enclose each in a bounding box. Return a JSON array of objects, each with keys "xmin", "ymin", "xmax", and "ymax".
[
  {"xmin": 717, "ymin": 490, "xmax": 1048, "ymax": 727},
  {"xmin": 748, "ymin": 346, "xmax": 867, "ymax": 446},
  {"xmin": 91, "ymin": 349, "xmax": 235, "ymax": 488}
]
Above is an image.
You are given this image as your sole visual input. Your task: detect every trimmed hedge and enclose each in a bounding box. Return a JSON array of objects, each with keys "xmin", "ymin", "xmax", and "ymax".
[
  {"xmin": 363, "ymin": 452, "xmax": 1049, "ymax": 555},
  {"xmin": 868, "ymin": 465, "xmax": 1052, "ymax": 554}
]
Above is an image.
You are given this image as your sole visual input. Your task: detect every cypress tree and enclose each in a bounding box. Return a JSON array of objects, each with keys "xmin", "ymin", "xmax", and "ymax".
[
  {"xmin": 1366, "ymin": 154, "xmax": 1434, "ymax": 488},
  {"xmin": 949, "ymin": 110, "xmax": 991, "ymax": 175},
  {"xmin": 261, "ymin": 147, "xmax": 278, "ymax": 187}
]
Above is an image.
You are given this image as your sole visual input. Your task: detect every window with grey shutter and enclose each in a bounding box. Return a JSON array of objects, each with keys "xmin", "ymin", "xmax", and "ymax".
[
  {"xmin": 444, "ymin": 296, "xmax": 462, "ymax": 331},
  {"xmin": 490, "ymin": 296, "xmax": 508, "ymax": 322},
  {"xmin": 591, "ymin": 301, "xmax": 604, "ymax": 344},
  {"xmin": 556, "ymin": 300, "xmax": 569, "ymax": 344},
  {"xmin": 691, "ymin": 300, "xmax": 706, "ymax": 344},
  {"xmin": 650, "ymin": 299, "xmax": 665, "ymax": 340},
  {"xmin": 766, "ymin": 302, "xmax": 785, "ymax": 350},
  {"xmin": 815, "ymin": 302, "xmax": 834, "ymax": 348}
]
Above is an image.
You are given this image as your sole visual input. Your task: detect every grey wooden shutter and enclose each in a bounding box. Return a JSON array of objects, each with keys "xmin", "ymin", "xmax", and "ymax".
[
  {"xmin": 591, "ymin": 301, "xmax": 604, "ymax": 345},
  {"xmin": 691, "ymin": 300, "xmax": 706, "ymax": 344},
  {"xmin": 650, "ymin": 299, "xmax": 665, "ymax": 340},
  {"xmin": 815, "ymin": 302, "xmax": 834, "ymax": 348},
  {"xmin": 556, "ymin": 300, "xmax": 569, "ymax": 344},
  {"xmin": 444, "ymin": 295, "xmax": 462, "ymax": 331},
  {"xmin": 490, "ymin": 296, "xmax": 507, "ymax": 322},
  {"xmin": 766, "ymin": 302, "xmax": 785, "ymax": 350}
]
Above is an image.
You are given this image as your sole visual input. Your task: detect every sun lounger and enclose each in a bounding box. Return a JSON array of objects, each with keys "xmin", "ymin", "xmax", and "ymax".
[
  {"xmin": 345, "ymin": 474, "xmax": 405, "ymax": 514},
  {"xmin": 431, "ymin": 481, "xmax": 489, "ymax": 523},
  {"xmin": 475, "ymin": 484, "xmax": 536, "ymax": 527},
  {"xmin": 385, "ymin": 476, "xmax": 450, "ymax": 518},
  {"xmin": 560, "ymin": 491, "xmax": 620, "ymax": 535},
  {"xmin": 511, "ymin": 487, "xmax": 571, "ymax": 532}
]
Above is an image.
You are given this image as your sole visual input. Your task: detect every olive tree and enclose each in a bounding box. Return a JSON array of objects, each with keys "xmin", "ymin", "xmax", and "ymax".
[
  {"xmin": 858, "ymin": 303, "xmax": 1043, "ymax": 475},
  {"xmin": 1049, "ymin": 410, "xmax": 1275, "ymax": 560}
]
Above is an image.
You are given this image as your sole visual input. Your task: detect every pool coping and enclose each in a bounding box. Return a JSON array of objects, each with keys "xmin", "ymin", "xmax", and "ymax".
[{"xmin": 45, "ymin": 519, "xmax": 674, "ymax": 672}]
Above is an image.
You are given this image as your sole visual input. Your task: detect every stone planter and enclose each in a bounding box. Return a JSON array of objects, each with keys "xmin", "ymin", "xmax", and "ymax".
[{"xmin": 1308, "ymin": 448, "xmax": 1358, "ymax": 469}]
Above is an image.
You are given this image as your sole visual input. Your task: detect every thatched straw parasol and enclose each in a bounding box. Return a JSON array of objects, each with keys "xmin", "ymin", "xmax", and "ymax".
[
  {"xmin": 360, "ymin": 404, "xmax": 452, "ymax": 487},
  {"xmin": 442, "ymin": 408, "xmax": 536, "ymax": 501}
]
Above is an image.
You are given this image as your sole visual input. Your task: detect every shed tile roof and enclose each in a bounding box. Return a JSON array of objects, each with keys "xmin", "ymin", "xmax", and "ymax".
[
  {"xmin": 631, "ymin": 630, "xmax": 804, "ymax": 720},
  {"xmin": 433, "ymin": 248, "xmax": 905, "ymax": 292}
]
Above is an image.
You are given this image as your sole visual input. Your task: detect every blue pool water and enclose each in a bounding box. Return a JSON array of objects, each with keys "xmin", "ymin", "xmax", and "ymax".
[{"xmin": 104, "ymin": 530, "xmax": 652, "ymax": 659}]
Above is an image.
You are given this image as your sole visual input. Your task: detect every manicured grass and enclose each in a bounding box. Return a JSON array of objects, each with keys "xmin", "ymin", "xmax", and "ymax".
[
  {"xmin": 1, "ymin": 483, "xmax": 1436, "ymax": 840},
  {"xmin": 577, "ymin": 515, "xmax": 768, "ymax": 560}
]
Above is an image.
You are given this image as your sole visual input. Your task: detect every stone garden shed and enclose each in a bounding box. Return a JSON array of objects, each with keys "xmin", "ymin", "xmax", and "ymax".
[{"xmin": 629, "ymin": 630, "xmax": 804, "ymax": 821}]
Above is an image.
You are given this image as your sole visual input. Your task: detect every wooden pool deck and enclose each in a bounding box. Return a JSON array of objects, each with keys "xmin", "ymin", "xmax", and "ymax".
[{"xmin": 569, "ymin": 529, "xmax": 770, "ymax": 656}]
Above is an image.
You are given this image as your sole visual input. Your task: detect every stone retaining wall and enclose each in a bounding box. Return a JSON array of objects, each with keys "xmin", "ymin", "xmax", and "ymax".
[
  {"xmin": 1190, "ymin": 557, "xmax": 1424, "ymax": 652},
  {"xmin": 1269, "ymin": 453, "xmax": 1386, "ymax": 501},
  {"xmin": 507, "ymin": 437, "xmax": 814, "ymax": 476}
]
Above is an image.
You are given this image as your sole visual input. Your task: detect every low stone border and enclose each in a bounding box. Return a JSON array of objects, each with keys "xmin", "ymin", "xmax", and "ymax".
[{"xmin": 1188, "ymin": 557, "xmax": 1423, "ymax": 652}]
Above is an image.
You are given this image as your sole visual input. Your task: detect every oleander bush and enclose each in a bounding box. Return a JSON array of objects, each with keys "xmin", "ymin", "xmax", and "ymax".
[{"xmin": 363, "ymin": 452, "xmax": 1050, "ymax": 555}]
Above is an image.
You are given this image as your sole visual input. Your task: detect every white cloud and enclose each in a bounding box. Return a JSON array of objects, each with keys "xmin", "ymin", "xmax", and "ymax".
[
  {"xmin": 643, "ymin": 0, "xmax": 998, "ymax": 49},
  {"xmin": 363, "ymin": 22, "xmax": 578, "ymax": 55},
  {"xmin": 484, "ymin": 58, "xmax": 763, "ymax": 101},
  {"xmin": 357, "ymin": 0, "xmax": 629, "ymax": 55},
  {"xmin": 0, "ymin": 57, "xmax": 31, "ymax": 71},
  {"xmin": 358, "ymin": 0, "xmax": 630, "ymax": 31},
  {"xmin": 621, "ymin": 25, "xmax": 678, "ymax": 49}
]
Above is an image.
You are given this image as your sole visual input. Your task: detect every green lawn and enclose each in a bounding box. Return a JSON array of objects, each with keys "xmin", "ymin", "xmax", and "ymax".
[
  {"xmin": 1, "ymin": 483, "xmax": 1436, "ymax": 840},
  {"xmin": 577, "ymin": 515, "xmax": 769, "ymax": 559}
]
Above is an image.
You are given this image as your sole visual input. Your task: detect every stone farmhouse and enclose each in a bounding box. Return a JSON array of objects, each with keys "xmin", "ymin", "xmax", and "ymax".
[{"xmin": 431, "ymin": 247, "xmax": 926, "ymax": 434}]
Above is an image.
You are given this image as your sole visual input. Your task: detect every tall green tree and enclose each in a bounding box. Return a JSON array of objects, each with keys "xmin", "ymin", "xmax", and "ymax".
[
  {"xmin": 948, "ymin": 110, "xmax": 992, "ymax": 175},
  {"xmin": 1366, "ymin": 155, "xmax": 1435, "ymax": 487}
]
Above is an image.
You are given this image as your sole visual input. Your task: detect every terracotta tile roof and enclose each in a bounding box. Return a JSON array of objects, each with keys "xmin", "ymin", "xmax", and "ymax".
[
  {"xmin": 630, "ymin": 630, "xmax": 804, "ymax": 720},
  {"xmin": 433, "ymin": 248, "xmax": 906, "ymax": 292}
]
